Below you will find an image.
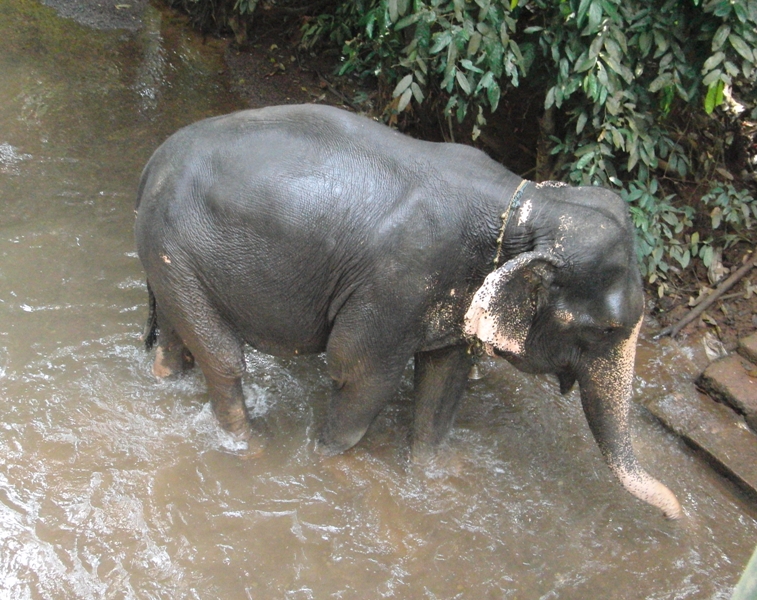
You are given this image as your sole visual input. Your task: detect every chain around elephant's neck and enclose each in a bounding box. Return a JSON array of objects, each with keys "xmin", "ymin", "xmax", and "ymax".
[{"xmin": 492, "ymin": 179, "xmax": 531, "ymax": 268}]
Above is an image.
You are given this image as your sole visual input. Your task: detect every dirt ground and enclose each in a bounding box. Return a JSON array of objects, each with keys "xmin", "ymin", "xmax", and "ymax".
[{"xmin": 653, "ymin": 252, "xmax": 757, "ymax": 351}]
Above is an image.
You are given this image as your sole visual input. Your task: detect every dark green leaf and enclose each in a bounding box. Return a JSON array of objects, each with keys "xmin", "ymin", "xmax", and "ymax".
[
  {"xmin": 392, "ymin": 74, "xmax": 413, "ymax": 98},
  {"xmin": 444, "ymin": 95, "xmax": 458, "ymax": 115},
  {"xmin": 395, "ymin": 12, "xmax": 422, "ymax": 30},
  {"xmin": 456, "ymin": 69, "xmax": 472, "ymax": 94},
  {"xmin": 576, "ymin": 111, "xmax": 588, "ymax": 134},
  {"xmin": 576, "ymin": 0, "xmax": 592, "ymax": 28},
  {"xmin": 456, "ymin": 99, "xmax": 468, "ymax": 122},
  {"xmin": 712, "ymin": 24, "xmax": 731, "ymax": 51},
  {"xmin": 576, "ymin": 53, "xmax": 596, "ymax": 73},
  {"xmin": 487, "ymin": 81, "xmax": 501, "ymax": 111},
  {"xmin": 389, "ymin": 0, "xmax": 398, "ymax": 23},
  {"xmin": 639, "ymin": 31, "xmax": 652, "ymax": 57},
  {"xmin": 729, "ymin": 34, "xmax": 755, "ymax": 61},
  {"xmin": 586, "ymin": 1, "xmax": 603, "ymax": 33},
  {"xmin": 576, "ymin": 150, "xmax": 595, "ymax": 170},
  {"xmin": 583, "ymin": 72, "xmax": 598, "ymax": 99},
  {"xmin": 649, "ymin": 74, "xmax": 671, "ymax": 93},
  {"xmin": 430, "ymin": 31, "xmax": 452, "ymax": 54},
  {"xmin": 411, "ymin": 82, "xmax": 424, "ymax": 104},
  {"xmin": 702, "ymin": 68, "xmax": 723, "ymax": 86},
  {"xmin": 460, "ymin": 59, "xmax": 484, "ymax": 73},
  {"xmin": 545, "ymin": 86, "xmax": 556, "ymax": 109},
  {"xmin": 476, "ymin": 71, "xmax": 494, "ymax": 91},
  {"xmin": 467, "ymin": 32, "xmax": 482, "ymax": 56},
  {"xmin": 398, "ymin": 88, "xmax": 413, "ymax": 111},
  {"xmin": 702, "ymin": 51, "xmax": 725, "ymax": 72}
]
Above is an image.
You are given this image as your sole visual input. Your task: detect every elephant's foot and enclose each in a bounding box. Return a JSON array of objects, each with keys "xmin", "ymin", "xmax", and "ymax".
[
  {"xmin": 314, "ymin": 424, "xmax": 368, "ymax": 457},
  {"xmin": 408, "ymin": 445, "xmax": 464, "ymax": 480},
  {"xmin": 313, "ymin": 437, "xmax": 354, "ymax": 457},
  {"xmin": 409, "ymin": 441, "xmax": 436, "ymax": 467},
  {"xmin": 152, "ymin": 345, "xmax": 195, "ymax": 378},
  {"xmin": 222, "ymin": 416, "xmax": 267, "ymax": 458},
  {"xmin": 240, "ymin": 431, "xmax": 266, "ymax": 458}
]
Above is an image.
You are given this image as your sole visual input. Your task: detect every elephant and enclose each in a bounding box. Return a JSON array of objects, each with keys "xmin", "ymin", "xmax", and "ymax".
[{"xmin": 134, "ymin": 103, "xmax": 681, "ymax": 519}]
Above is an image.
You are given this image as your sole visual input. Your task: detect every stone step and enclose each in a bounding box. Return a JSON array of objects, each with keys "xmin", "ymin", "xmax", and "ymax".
[
  {"xmin": 641, "ymin": 388, "xmax": 757, "ymax": 501},
  {"xmin": 739, "ymin": 332, "xmax": 757, "ymax": 364},
  {"xmin": 697, "ymin": 354, "xmax": 757, "ymax": 432}
]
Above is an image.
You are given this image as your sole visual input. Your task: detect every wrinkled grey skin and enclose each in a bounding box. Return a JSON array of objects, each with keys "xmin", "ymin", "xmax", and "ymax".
[{"xmin": 135, "ymin": 104, "xmax": 681, "ymax": 519}]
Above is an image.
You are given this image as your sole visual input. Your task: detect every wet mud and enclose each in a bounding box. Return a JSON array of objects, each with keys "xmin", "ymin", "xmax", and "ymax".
[{"xmin": 0, "ymin": 1, "xmax": 756, "ymax": 598}]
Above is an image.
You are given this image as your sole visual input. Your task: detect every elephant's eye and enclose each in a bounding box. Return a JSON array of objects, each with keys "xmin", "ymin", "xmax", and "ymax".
[{"xmin": 585, "ymin": 326, "xmax": 617, "ymax": 342}]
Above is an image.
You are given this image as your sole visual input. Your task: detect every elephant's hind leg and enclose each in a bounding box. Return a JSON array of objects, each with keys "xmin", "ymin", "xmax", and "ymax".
[
  {"xmin": 190, "ymin": 330, "xmax": 254, "ymax": 443},
  {"xmin": 411, "ymin": 345, "xmax": 472, "ymax": 463},
  {"xmin": 152, "ymin": 317, "xmax": 195, "ymax": 378},
  {"xmin": 150, "ymin": 280, "xmax": 258, "ymax": 447}
]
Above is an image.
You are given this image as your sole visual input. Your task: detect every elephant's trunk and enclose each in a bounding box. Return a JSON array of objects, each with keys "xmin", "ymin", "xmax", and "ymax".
[{"xmin": 578, "ymin": 321, "xmax": 682, "ymax": 519}]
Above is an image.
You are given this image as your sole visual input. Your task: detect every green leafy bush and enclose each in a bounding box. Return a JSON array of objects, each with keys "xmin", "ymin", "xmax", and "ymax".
[
  {"xmin": 702, "ymin": 183, "xmax": 757, "ymax": 244},
  {"xmin": 297, "ymin": 0, "xmax": 756, "ymax": 294}
]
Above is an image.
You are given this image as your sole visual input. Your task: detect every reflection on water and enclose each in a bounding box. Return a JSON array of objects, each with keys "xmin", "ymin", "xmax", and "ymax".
[
  {"xmin": 0, "ymin": 1, "xmax": 755, "ymax": 598},
  {"xmin": 0, "ymin": 143, "xmax": 32, "ymax": 174},
  {"xmin": 134, "ymin": 6, "xmax": 167, "ymax": 113}
]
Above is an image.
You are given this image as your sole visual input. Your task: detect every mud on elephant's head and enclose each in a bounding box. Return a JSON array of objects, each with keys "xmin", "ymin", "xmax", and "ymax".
[{"xmin": 464, "ymin": 183, "xmax": 682, "ymax": 519}]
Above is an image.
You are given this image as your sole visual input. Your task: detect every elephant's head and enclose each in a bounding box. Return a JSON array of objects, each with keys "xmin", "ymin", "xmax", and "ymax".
[{"xmin": 464, "ymin": 182, "xmax": 682, "ymax": 519}]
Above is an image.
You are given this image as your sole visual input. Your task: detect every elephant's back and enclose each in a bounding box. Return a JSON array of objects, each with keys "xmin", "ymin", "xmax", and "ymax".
[
  {"xmin": 134, "ymin": 105, "xmax": 500, "ymax": 353},
  {"xmin": 139, "ymin": 105, "xmax": 421, "ymax": 223}
]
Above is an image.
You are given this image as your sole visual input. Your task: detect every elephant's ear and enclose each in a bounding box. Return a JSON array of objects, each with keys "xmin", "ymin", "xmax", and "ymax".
[{"xmin": 464, "ymin": 251, "xmax": 559, "ymax": 356}]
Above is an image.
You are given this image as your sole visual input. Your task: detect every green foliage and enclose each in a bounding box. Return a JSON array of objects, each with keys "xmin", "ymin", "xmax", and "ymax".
[
  {"xmin": 384, "ymin": 0, "xmax": 528, "ymax": 138},
  {"xmin": 300, "ymin": 0, "xmax": 529, "ymax": 135},
  {"xmin": 234, "ymin": 0, "xmax": 259, "ymax": 15},
  {"xmin": 702, "ymin": 183, "xmax": 757, "ymax": 244},
  {"xmin": 300, "ymin": 1, "xmax": 402, "ymax": 81},
  {"xmin": 296, "ymin": 0, "xmax": 756, "ymax": 293},
  {"xmin": 625, "ymin": 182, "xmax": 757, "ymax": 296},
  {"xmin": 623, "ymin": 179, "xmax": 696, "ymax": 294}
]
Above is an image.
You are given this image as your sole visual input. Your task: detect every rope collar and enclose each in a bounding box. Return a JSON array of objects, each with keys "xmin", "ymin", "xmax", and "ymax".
[
  {"xmin": 491, "ymin": 179, "xmax": 530, "ymax": 268},
  {"xmin": 467, "ymin": 178, "xmax": 531, "ymax": 359}
]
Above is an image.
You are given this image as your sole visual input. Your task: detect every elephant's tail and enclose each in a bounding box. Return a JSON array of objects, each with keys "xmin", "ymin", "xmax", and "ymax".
[{"xmin": 142, "ymin": 281, "xmax": 159, "ymax": 351}]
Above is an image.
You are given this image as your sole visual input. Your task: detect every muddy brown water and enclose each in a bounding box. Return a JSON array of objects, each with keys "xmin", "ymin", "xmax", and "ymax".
[{"xmin": 1, "ymin": 2, "xmax": 756, "ymax": 598}]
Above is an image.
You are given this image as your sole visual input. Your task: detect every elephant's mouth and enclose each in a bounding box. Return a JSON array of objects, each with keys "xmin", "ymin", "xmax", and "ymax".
[
  {"xmin": 556, "ymin": 370, "xmax": 577, "ymax": 394},
  {"xmin": 490, "ymin": 346, "xmax": 577, "ymax": 395}
]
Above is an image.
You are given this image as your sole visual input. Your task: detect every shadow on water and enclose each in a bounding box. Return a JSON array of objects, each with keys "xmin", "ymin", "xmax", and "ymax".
[{"xmin": 0, "ymin": 1, "xmax": 755, "ymax": 598}]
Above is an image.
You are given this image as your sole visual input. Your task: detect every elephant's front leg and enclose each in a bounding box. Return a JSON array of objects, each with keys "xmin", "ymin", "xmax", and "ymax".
[
  {"xmin": 411, "ymin": 345, "xmax": 472, "ymax": 463},
  {"xmin": 317, "ymin": 372, "xmax": 407, "ymax": 456},
  {"xmin": 317, "ymin": 310, "xmax": 414, "ymax": 456}
]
